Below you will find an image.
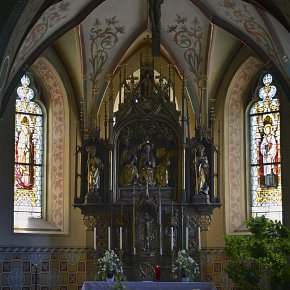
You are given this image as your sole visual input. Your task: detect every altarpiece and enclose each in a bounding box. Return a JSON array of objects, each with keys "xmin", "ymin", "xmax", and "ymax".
[{"xmin": 74, "ymin": 55, "xmax": 221, "ymax": 281}]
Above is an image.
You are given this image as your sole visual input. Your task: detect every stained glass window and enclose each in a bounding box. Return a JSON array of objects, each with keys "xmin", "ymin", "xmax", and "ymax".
[
  {"xmin": 14, "ymin": 74, "xmax": 44, "ymax": 223},
  {"xmin": 249, "ymin": 73, "xmax": 282, "ymax": 222}
]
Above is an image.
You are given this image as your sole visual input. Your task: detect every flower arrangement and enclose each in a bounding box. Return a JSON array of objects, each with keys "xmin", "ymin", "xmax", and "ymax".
[
  {"xmin": 97, "ymin": 249, "xmax": 125, "ymax": 281},
  {"xmin": 172, "ymin": 250, "xmax": 199, "ymax": 281}
]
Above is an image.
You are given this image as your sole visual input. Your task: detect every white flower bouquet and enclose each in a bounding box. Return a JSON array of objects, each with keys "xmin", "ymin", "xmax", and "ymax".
[
  {"xmin": 172, "ymin": 250, "xmax": 199, "ymax": 281},
  {"xmin": 97, "ymin": 249, "xmax": 125, "ymax": 281},
  {"xmin": 97, "ymin": 250, "xmax": 125, "ymax": 281}
]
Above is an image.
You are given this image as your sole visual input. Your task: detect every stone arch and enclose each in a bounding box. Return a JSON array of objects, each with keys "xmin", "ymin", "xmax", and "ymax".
[
  {"xmin": 224, "ymin": 56, "xmax": 262, "ymax": 233},
  {"xmin": 31, "ymin": 57, "xmax": 69, "ymax": 231}
]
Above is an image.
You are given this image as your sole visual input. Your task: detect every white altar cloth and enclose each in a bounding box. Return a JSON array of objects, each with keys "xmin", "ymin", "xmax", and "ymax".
[{"xmin": 82, "ymin": 281, "xmax": 217, "ymax": 290}]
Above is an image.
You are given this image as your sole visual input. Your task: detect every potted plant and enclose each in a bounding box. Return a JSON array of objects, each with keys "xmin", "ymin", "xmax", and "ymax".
[
  {"xmin": 225, "ymin": 216, "xmax": 290, "ymax": 290},
  {"xmin": 172, "ymin": 250, "xmax": 199, "ymax": 282},
  {"xmin": 97, "ymin": 249, "xmax": 125, "ymax": 282}
]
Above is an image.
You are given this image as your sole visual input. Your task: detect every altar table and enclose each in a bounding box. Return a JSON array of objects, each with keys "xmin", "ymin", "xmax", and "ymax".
[{"xmin": 82, "ymin": 281, "xmax": 217, "ymax": 290}]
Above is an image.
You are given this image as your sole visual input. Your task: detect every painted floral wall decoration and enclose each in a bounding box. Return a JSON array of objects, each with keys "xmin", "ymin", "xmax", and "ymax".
[
  {"xmin": 167, "ymin": 14, "xmax": 203, "ymax": 85},
  {"xmin": 220, "ymin": 0, "xmax": 278, "ymax": 63},
  {"xmin": 14, "ymin": 2, "xmax": 71, "ymax": 65},
  {"xmin": 89, "ymin": 16, "xmax": 125, "ymax": 90}
]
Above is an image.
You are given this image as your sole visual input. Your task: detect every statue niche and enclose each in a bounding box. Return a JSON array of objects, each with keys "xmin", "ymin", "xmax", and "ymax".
[
  {"xmin": 137, "ymin": 207, "xmax": 158, "ymax": 253},
  {"xmin": 117, "ymin": 130, "xmax": 176, "ymax": 189}
]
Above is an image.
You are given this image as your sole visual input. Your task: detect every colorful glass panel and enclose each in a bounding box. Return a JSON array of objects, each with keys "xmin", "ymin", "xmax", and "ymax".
[
  {"xmin": 249, "ymin": 73, "xmax": 282, "ymax": 222},
  {"xmin": 14, "ymin": 75, "xmax": 43, "ymax": 220}
]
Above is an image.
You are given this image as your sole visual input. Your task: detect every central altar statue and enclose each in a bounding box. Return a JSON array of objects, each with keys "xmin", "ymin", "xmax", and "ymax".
[{"xmin": 139, "ymin": 140, "xmax": 156, "ymax": 186}]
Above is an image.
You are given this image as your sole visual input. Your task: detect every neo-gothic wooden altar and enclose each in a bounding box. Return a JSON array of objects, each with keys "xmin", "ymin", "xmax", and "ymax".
[{"xmin": 74, "ymin": 55, "xmax": 221, "ymax": 281}]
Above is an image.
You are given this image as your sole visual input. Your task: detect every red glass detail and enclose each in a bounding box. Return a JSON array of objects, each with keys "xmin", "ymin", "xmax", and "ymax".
[{"xmin": 155, "ymin": 265, "xmax": 160, "ymax": 280}]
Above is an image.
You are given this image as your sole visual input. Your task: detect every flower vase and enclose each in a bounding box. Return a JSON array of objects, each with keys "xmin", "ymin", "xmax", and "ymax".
[
  {"xmin": 182, "ymin": 276, "xmax": 190, "ymax": 282},
  {"xmin": 107, "ymin": 273, "xmax": 114, "ymax": 282}
]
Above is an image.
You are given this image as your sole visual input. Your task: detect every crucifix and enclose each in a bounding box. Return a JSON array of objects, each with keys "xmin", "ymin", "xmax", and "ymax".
[
  {"xmin": 148, "ymin": 0, "xmax": 164, "ymax": 57},
  {"xmin": 127, "ymin": 68, "xmax": 138, "ymax": 89}
]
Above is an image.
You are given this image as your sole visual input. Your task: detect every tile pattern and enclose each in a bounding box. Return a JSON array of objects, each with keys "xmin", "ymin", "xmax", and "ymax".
[
  {"xmin": 0, "ymin": 248, "xmax": 95, "ymax": 289},
  {"xmin": 0, "ymin": 246, "xmax": 236, "ymax": 289},
  {"xmin": 200, "ymin": 248, "xmax": 238, "ymax": 290}
]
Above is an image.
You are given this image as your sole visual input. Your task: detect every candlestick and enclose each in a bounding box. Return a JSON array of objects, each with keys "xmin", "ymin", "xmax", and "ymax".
[
  {"xmin": 120, "ymin": 227, "xmax": 123, "ymax": 250},
  {"xmin": 171, "ymin": 226, "xmax": 174, "ymax": 251},
  {"xmin": 185, "ymin": 226, "xmax": 189, "ymax": 250},
  {"xmin": 159, "ymin": 186, "xmax": 162, "ymax": 256},
  {"xmin": 108, "ymin": 226, "xmax": 111, "ymax": 250},
  {"xmin": 158, "ymin": 187, "xmax": 162, "ymax": 255},
  {"xmin": 198, "ymin": 226, "xmax": 201, "ymax": 251},
  {"xmin": 133, "ymin": 187, "xmax": 136, "ymax": 249},
  {"xmin": 160, "ymin": 225, "xmax": 162, "ymax": 256},
  {"xmin": 94, "ymin": 227, "xmax": 96, "ymax": 250},
  {"xmin": 74, "ymin": 123, "xmax": 78, "ymax": 200},
  {"xmin": 133, "ymin": 190, "xmax": 135, "ymax": 223},
  {"xmin": 159, "ymin": 186, "xmax": 161, "ymax": 225}
]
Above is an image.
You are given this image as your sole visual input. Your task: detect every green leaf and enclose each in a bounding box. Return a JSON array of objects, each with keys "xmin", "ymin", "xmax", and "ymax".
[{"xmin": 224, "ymin": 216, "xmax": 290, "ymax": 289}]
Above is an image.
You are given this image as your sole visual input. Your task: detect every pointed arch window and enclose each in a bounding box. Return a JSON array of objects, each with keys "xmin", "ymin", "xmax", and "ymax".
[
  {"xmin": 249, "ymin": 73, "xmax": 282, "ymax": 222},
  {"xmin": 14, "ymin": 74, "xmax": 45, "ymax": 224}
]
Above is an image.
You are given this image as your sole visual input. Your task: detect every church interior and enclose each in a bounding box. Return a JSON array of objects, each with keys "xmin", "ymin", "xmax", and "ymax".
[{"xmin": 0, "ymin": 0, "xmax": 289, "ymax": 289}]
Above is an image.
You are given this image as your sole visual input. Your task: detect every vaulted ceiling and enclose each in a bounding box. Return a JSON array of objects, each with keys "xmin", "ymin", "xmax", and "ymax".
[{"xmin": 0, "ymin": 0, "xmax": 289, "ymax": 117}]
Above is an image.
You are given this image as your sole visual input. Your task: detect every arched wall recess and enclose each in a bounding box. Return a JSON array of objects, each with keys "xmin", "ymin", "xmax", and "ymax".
[
  {"xmin": 31, "ymin": 57, "xmax": 70, "ymax": 233},
  {"xmin": 224, "ymin": 56, "xmax": 263, "ymax": 234}
]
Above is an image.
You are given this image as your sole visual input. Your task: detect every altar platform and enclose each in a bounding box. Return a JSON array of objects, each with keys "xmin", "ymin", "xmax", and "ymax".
[{"xmin": 82, "ymin": 281, "xmax": 217, "ymax": 290}]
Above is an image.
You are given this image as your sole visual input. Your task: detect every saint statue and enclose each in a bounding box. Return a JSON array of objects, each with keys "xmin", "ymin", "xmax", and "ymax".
[
  {"xmin": 87, "ymin": 145, "xmax": 103, "ymax": 195},
  {"xmin": 260, "ymin": 123, "xmax": 277, "ymax": 187},
  {"xmin": 194, "ymin": 145, "xmax": 209, "ymax": 195},
  {"xmin": 139, "ymin": 140, "xmax": 156, "ymax": 185},
  {"xmin": 154, "ymin": 147, "xmax": 171, "ymax": 187},
  {"xmin": 140, "ymin": 71, "xmax": 153, "ymax": 101},
  {"xmin": 118, "ymin": 139, "xmax": 139, "ymax": 186}
]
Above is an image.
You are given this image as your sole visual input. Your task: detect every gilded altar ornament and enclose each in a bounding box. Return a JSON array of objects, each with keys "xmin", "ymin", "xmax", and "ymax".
[
  {"xmin": 118, "ymin": 139, "xmax": 138, "ymax": 186},
  {"xmin": 195, "ymin": 145, "xmax": 209, "ymax": 195},
  {"xmin": 87, "ymin": 145, "xmax": 103, "ymax": 194},
  {"xmin": 83, "ymin": 215, "xmax": 96, "ymax": 231},
  {"xmin": 139, "ymin": 140, "xmax": 156, "ymax": 185}
]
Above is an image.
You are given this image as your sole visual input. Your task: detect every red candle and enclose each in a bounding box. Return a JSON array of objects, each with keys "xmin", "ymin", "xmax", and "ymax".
[{"xmin": 155, "ymin": 265, "xmax": 160, "ymax": 280}]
